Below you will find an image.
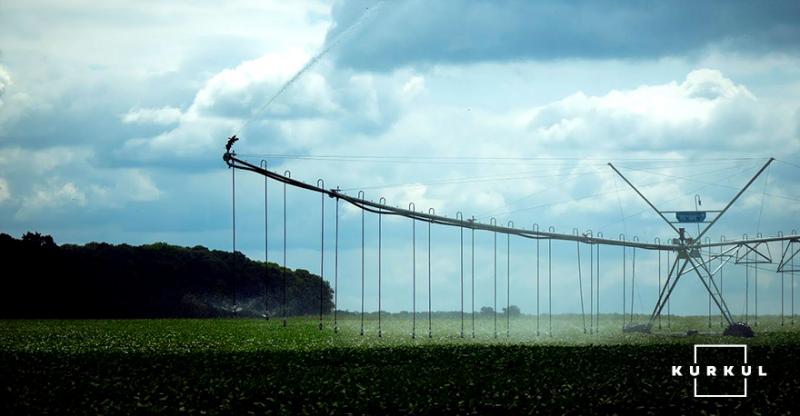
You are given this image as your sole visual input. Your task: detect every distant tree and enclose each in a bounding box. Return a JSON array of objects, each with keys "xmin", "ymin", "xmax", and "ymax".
[
  {"xmin": 502, "ymin": 305, "xmax": 521, "ymax": 317},
  {"xmin": 0, "ymin": 231, "xmax": 333, "ymax": 318},
  {"xmin": 21, "ymin": 232, "xmax": 55, "ymax": 248},
  {"xmin": 480, "ymin": 306, "xmax": 494, "ymax": 315}
]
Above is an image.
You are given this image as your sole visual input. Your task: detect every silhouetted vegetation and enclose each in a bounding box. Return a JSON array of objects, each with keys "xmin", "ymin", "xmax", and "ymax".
[{"xmin": 0, "ymin": 232, "xmax": 332, "ymax": 318}]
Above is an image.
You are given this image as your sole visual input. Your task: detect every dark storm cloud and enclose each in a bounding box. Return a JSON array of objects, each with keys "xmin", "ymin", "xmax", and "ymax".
[{"xmin": 327, "ymin": 0, "xmax": 800, "ymax": 70}]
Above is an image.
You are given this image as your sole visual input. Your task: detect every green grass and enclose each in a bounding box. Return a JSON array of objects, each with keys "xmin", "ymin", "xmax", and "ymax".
[{"xmin": 2, "ymin": 316, "xmax": 800, "ymax": 414}]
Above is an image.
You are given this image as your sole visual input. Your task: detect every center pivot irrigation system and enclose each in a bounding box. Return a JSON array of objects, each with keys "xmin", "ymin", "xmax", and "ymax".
[{"xmin": 223, "ymin": 136, "xmax": 799, "ymax": 337}]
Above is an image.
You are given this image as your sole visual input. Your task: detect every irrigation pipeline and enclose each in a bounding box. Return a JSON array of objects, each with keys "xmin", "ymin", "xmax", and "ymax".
[
  {"xmin": 227, "ymin": 154, "xmax": 674, "ymax": 250},
  {"xmin": 226, "ymin": 152, "xmax": 799, "ymax": 253},
  {"xmin": 223, "ymin": 151, "xmax": 800, "ymax": 262}
]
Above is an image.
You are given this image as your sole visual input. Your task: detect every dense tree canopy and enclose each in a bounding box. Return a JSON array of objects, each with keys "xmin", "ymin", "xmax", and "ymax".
[{"xmin": 0, "ymin": 232, "xmax": 333, "ymax": 318}]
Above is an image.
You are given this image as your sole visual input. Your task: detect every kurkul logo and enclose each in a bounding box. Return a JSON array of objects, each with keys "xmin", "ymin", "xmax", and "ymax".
[{"xmin": 671, "ymin": 344, "xmax": 767, "ymax": 398}]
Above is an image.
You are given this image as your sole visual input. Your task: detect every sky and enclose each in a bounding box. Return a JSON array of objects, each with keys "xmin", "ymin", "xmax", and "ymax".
[{"xmin": 1, "ymin": 0, "xmax": 800, "ymax": 318}]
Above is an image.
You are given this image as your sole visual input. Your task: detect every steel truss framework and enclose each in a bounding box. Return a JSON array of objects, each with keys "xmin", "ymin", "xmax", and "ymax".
[
  {"xmin": 223, "ymin": 138, "xmax": 798, "ymax": 336},
  {"xmin": 778, "ymin": 239, "xmax": 800, "ymax": 273},
  {"xmin": 609, "ymin": 158, "xmax": 793, "ymax": 332}
]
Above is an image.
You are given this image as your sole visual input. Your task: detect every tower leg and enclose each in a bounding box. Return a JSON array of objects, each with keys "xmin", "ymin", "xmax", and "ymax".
[{"xmin": 646, "ymin": 255, "xmax": 687, "ymax": 329}]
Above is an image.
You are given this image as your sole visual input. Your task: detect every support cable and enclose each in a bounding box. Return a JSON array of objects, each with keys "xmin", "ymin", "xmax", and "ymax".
[
  {"xmin": 410, "ymin": 202, "xmax": 416, "ymax": 339},
  {"xmin": 318, "ymin": 179, "xmax": 325, "ymax": 331},
  {"xmin": 261, "ymin": 161, "xmax": 269, "ymax": 320},
  {"xmin": 358, "ymin": 190, "xmax": 365, "ymax": 336},
  {"xmin": 458, "ymin": 212, "xmax": 464, "ymax": 338},
  {"xmin": 549, "ymin": 226, "xmax": 554, "ymax": 337},
  {"xmin": 231, "ymin": 160, "xmax": 237, "ymax": 317},
  {"xmin": 596, "ymin": 232, "xmax": 602, "ymax": 334},
  {"xmin": 666, "ymin": 249, "xmax": 671, "ymax": 328},
  {"xmin": 534, "ymin": 224, "xmax": 540, "ymax": 336},
  {"xmin": 334, "ymin": 194, "xmax": 339, "ymax": 332},
  {"xmin": 492, "ymin": 217, "xmax": 497, "ymax": 338},
  {"xmin": 507, "ymin": 221, "xmax": 513, "ymax": 337},
  {"xmin": 620, "ymin": 234, "xmax": 626, "ymax": 328},
  {"xmin": 428, "ymin": 208, "xmax": 435, "ymax": 338},
  {"xmin": 720, "ymin": 236, "xmax": 725, "ymax": 328},
  {"xmin": 793, "ymin": 228, "xmax": 797, "ymax": 325},
  {"xmin": 745, "ymin": 233, "xmax": 749, "ymax": 323},
  {"xmin": 780, "ymin": 232, "xmax": 785, "ymax": 326},
  {"xmin": 379, "ymin": 197, "xmax": 385, "ymax": 337},
  {"xmin": 755, "ymin": 232, "xmax": 761, "ymax": 327},
  {"xmin": 588, "ymin": 230, "xmax": 594, "ymax": 334},
  {"xmin": 575, "ymin": 228, "xmax": 586, "ymax": 334},
  {"xmin": 656, "ymin": 237, "xmax": 661, "ymax": 329},
  {"xmin": 706, "ymin": 236, "xmax": 711, "ymax": 328},
  {"xmin": 631, "ymin": 236, "xmax": 638, "ymax": 323},
  {"xmin": 471, "ymin": 219, "xmax": 476, "ymax": 338},
  {"xmin": 283, "ymin": 171, "xmax": 290, "ymax": 327}
]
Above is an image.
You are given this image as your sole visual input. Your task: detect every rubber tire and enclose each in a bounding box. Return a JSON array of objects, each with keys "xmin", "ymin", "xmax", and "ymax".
[{"xmin": 723, "ymin": 322, "xmax": 754, "ymax": 337}]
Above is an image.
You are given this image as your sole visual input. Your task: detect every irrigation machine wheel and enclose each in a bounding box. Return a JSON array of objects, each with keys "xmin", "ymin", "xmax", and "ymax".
[{"xmin": 723, "ymin": 322, "xmax": 754, "ymax": 337}]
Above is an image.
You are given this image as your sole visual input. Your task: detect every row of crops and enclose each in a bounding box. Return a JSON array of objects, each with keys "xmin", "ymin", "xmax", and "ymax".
[{"xmin": 2, "ymin": 317, "xmax": 798, "ymax": 413}]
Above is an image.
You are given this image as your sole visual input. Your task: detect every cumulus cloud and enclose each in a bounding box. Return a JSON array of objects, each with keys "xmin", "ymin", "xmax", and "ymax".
[
  {"xmin": 122, "ymin": 106, "xmax": 182, "ymax": 125},
  {"xmin": 0, "ymin": 146, "xmax": 94, "ymax": 177},
  {"xmin": 190, "ymin": 50, "xmax": 338, "ymax": 119},
  {"xmin": 401, "ymin": 76, "xmax": 425, "ymax": 98},
  {"xmin": 118, "ymin": 113, "xmax": 238, "ymax": 165},
  {"xmin": 124, "ymin": 171, "xmax": 161, "ymax": 201},
  {"xmin": 119, "ymin": 51, "xmax": 425, "ymax": 164},
  {"xmin": 327, "ymin": 0, "xmax": 800, "ymax": 70},
  {"xmin": 15, "ymin": 181, "xmax": 87, "ymax": 220},
  {"xmin": 287, "ymin": 68, "xmax": 793, "ymax": 230},
  {"xmin": 523, "ymin": 69, "xmax": 774, "ymax": 152},
  {"xmin": 0, "ymin": 145, "xmax": 162, "ymax": 224},
  {"xmin": 0, "ymin": 177, "xmax": 10, "ymax": 203},
  {"xmin": 117, "ymin": 50, "xmax": 340, "ymax": 163},
  {"xmin": 0, "ymin": 65, "xmax": 10, "ymax": 105},
  {"xmin": 89, "ymin": 170, "xmax": 161, "ymax": 207},
  {"xmin": 1, "ymin": 1, "xmax": 797, "ymax": 316}
]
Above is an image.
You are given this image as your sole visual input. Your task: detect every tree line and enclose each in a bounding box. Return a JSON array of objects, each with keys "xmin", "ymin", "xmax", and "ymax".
[{"xmin": 0, "ymin": 232, "xmax": 333, "ymax": 318}]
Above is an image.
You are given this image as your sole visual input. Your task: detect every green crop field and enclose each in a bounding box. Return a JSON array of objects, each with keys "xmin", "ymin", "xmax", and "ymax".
[{"xmin": 2, "ymin": 316, "xmax": 799, "ymax": 414}]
